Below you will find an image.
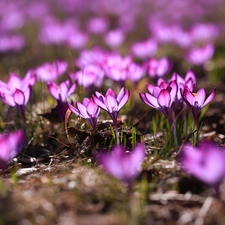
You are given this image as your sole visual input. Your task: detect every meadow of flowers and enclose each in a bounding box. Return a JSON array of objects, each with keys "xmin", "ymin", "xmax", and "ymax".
[{"xmin": 0, "ymin": 0, "xmax": 225, "ymax": 224}]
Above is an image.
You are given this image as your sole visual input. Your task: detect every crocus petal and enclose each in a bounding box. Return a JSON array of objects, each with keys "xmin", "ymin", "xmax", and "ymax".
[
  {"xmin": 106, "ymin": 88, "xmax": 117, "ymax": 98},
  {"xmin": 76, "ymin": 102, "xmax": 89, "ymax": 118},
  {"xmin": 48, "ymin": 82, "xmax": 60, "ymax": 100},
  {"xmin": 59, "ymin": 81, "xmax": 69, "ymax": 101},
  {"xmin": 183, "ymin": 89, "xmax": 195, "ymax": 106},
  {"xmin": 105, "ymin": 95, "xmax": 118, "ymax": 113},
  {"xmin": 139, "ymin": 93, "xmax": 159, "ymax": 108},
  {"xmin": 195, "ymin": 88, "xmax": 206, "ymax": 106},
  {"xmin": 92, "ymin": 95, "xmax": 108, "ymax": 111},
  {"xmin": 202, "ymin": 88, "xmax": 216, "ymax": 107},
  {"xmin": 117, "ymin": 90, "xmax": 130, "ymax": 111},
  {"xmin": 87, "ymin": 99, "xmax": 99, "ymax": 116},
  {"xmin": 68, "ymin": 103, "xmax": 80, "ymax": 116},
  {"xmin": 8, "ymin": 73, "xmax": 22, "ymax": 90},
  {"xmin": 157, "ymin": 90, "xmax": 171, "ymax": 107},
  {"xmin": 13, "ymin": 89, "xmax": 25, "ymax": 105}
]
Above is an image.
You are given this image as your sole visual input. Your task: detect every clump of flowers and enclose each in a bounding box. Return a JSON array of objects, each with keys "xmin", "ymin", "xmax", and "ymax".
[
  {"xmin": 179, "ymin": 140, "xmax": 225, "ymax": 198},
  {"xmin": 0, "ymin": 130, "xmax": 25, "ymax": 176},
  {"xmin": 97, "ymin": 144, "xmax": 145, "ymax": 193}
]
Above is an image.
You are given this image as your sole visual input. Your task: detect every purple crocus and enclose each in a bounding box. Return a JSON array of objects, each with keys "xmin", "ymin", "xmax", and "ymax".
[
  {"xmin": 48, "ymin": 80, "xmax": 76, "ymax": 119},
  {"xmin": 35, "ymin": 60, "xmax": 68, "ymax": 82},
  {"xmin": 0, "ymin": 130, "xmax": 25, "ymax": 175},
  {"xmin": 97, "ymin": 144, "xmax": 145, "ymax": 190},
  {"xmin": 182, "ymin": 87, "xmax": 216, "ymax": 124},
  {"xmin": 68, "ymin": 98, "xmax": 100, "ymax": 131},
  {"xmin": 48, "ymin": 80, "xmax": 76, "ymax": 102},
  {"xmin": 140, "ymin": 81, "xmax": 178, "ymax": 125},
  {"xmin": 0, "ymin": 71, "xmax": 36, "ymax": 120},
  {"xmin": 93, "ymin": 87, "xmax": 130, "ymax": 143},
  {"xmin": 179, "ymin": 141, "xmax": 225, "ymax": 198},
  {"xmin": 145, "ymin": 57, "xmax": 170, "ymax": 79},
  {"xmin": 92, "ymin": 87, "xmax": 130, "ymax": 125}
]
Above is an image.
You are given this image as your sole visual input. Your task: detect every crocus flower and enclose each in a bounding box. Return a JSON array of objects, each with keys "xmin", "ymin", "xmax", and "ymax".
[
  {"xmin": 104, "ymin": 29, "xmax": 126, "ymax": 48},
  {"xmin": 182, "ymin": 87, "xmax": 216, "ymax": 124},
  {"xmin": 0, "ymin": 130, "xmax": 25, "ymax": 175},
  {"xmin": 0, "ymin": 71, "xmax": 36, "ymax": 120},
  {"xmin": 179, "ymin": 141, "xmax": 225, "ymax": 198},
  {"xmin": 68, "ymin": 98, "xmax": 100, "ymax": 131},
  {"xmin": 140, "ymin": 81, "xmax": 178, "ymax": 125},
  {"xmin": 92, "ymin": 87, "xmax": 130, "ymax": 125},
  {"xmin": 48, "ymin": 80, "xmax": 76, "ymax": 119},
  {"xmin": 35, "ymin": 60, "xmax": 68, "ymax": 82},
  {"xmin": 47, "ymin": 80, "xmax": 76, "ymax": 102},
  {"xmin": 145, "ymin": 57, "xmax": 170, "ymax": 79},
  {"xmin": 97, "ymin": 144, "xmax": 145, "ymax": 188},
  {"xmin": 186, "ymin": 44, "xmax": 214, "ymax": 65},
  {"xmin": 131, "ymin": 39, "xmax": 158, "ymax": 59},
  {"xmin": 69, "ymin": 64, "xmax": 105, "ymax": 88}
]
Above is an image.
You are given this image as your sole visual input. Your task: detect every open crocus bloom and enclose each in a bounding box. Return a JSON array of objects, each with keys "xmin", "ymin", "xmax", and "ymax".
[
  {"xmin": 179, "ymin": 141, "xmax": 225, "ymax": 197},
  {"xmin": 0, "ymin": 72, "xmax": 36, "ymax": 119},
  {"xmin": 68, "ymin": 98, "xmax": 100, "ymax": 131},
  {"xmin": 182, "ymin": 87, "xmax": 216, "ymax": 123},
  {"xmin": 97, "ymin": 144, "xmax": 145, "ymax": 185},
  {"xmin": 92, "ymin": 87, "xmax": 130, "ymax": 124},
  {"xmin": 0, "ymin": 130, "xmax": 25, "ymax": 174},
  {"xmin": 48, "ymin": 80, "xmax": 76, "ymax": 102},
  {"xmin": 140, "ymin": 81, "xmax": 178, "ymax": 124}
]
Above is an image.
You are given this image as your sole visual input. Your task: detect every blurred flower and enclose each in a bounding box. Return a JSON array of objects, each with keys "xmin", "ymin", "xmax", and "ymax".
[
  {"xmin": 0, "ymin": 130, "xmax": 25, "ymax": 175},
  {"xmin": 182, "ymin": 87, "xmax": 216, "ymax": 123},
  {"xmin": 179, "ymin": 141, "xmax": 225, "ymax": 197},
  {"xmin": 35, "ymin": 60, "xmax": 68, "ymax": 82},
  {"xmin": 0, "ymin": 34, "xmax": 25, "ymax": 52},
  {"xmin": 186, "ymin": 44, "xmax": 214, "ymax": 65},
  {"xmin": 145, "ymin": 57, "xmax": 170, "ymax": 79},
  {"xmin": 87, "ymin": 17, "xmax": 109, "ymax": 34},
  {"xmin": 68, "ymin": 98, "xmax": 100, "ymax": 131},
  {"xmin": 126, "ymin": 62, "xmax": 145, "ymax": 83},
  {"xmin": 131, "ymin": 39, "xmax": 158, "ymax": 59},
  {"xmin": 104, "ymin": 29, "xmax": 126, "ymax": 48},
  {"xmin": 92, "ymin": 87, "xmax": 130, "ymax": 125},
  {"xmin": 0, "ymin": 71, "xmax": 36, "ymax": 120},
  {"xmin": 70, "ymin": 64, "xmax": 105, "ymax": 88},
  {"xmin": 103, "ymin": 53, "xmax": 132, "ymax": 82},
  {"xmin": 66, "ymin": 31, "xmax": 88, "ymax": 50},
  {"xmin": 97, "ymin": 144, "xmax": 145, "ymax": 186}
]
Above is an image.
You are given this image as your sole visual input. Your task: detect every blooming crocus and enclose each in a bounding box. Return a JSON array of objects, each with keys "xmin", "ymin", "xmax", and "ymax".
[
  {"xmin": 140, "ymin": 81, "xmax": 178, "ymax": 125},
  {"xmin": 92, "ymin": 87, "xmax": 130, "ymax": 125},
  {"xmin": 48, "ymin": 80, "xmax": 76, "ymax": 119},
  {"xmin": 97, "ymin": 144, "xmax": 145, "ymax": 191},
  {"xmin": 48, "ymin": 80, "xmax": 76, "ymax": 102},
  {"xmin": 35, "ymin": 60, "xmax": 68, "ymax": 82},
  {"xmin": 93, "ymin": 87, "xmax": 130, "ymax": 143},
  {"xmin": 0, "ymin": 130, "xmax": 25, "ymax": 175},
  {"xmin": 68, "ymin": 98, "xmax": 100, "ymax": 131},
  {"xmin": 179, "ymin": 141, "xmax": 225, "ymax": 198},
  {"xmin": 0, "ymin": 71, "xmax": 36, "ymax": 120},
  {"xmin": 145, "ymin": 57, "xmax": 170, "ymax": 79},
  {"xmin": 182, "ymin": 87, "xmax": 216, "ymax": 124}
]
